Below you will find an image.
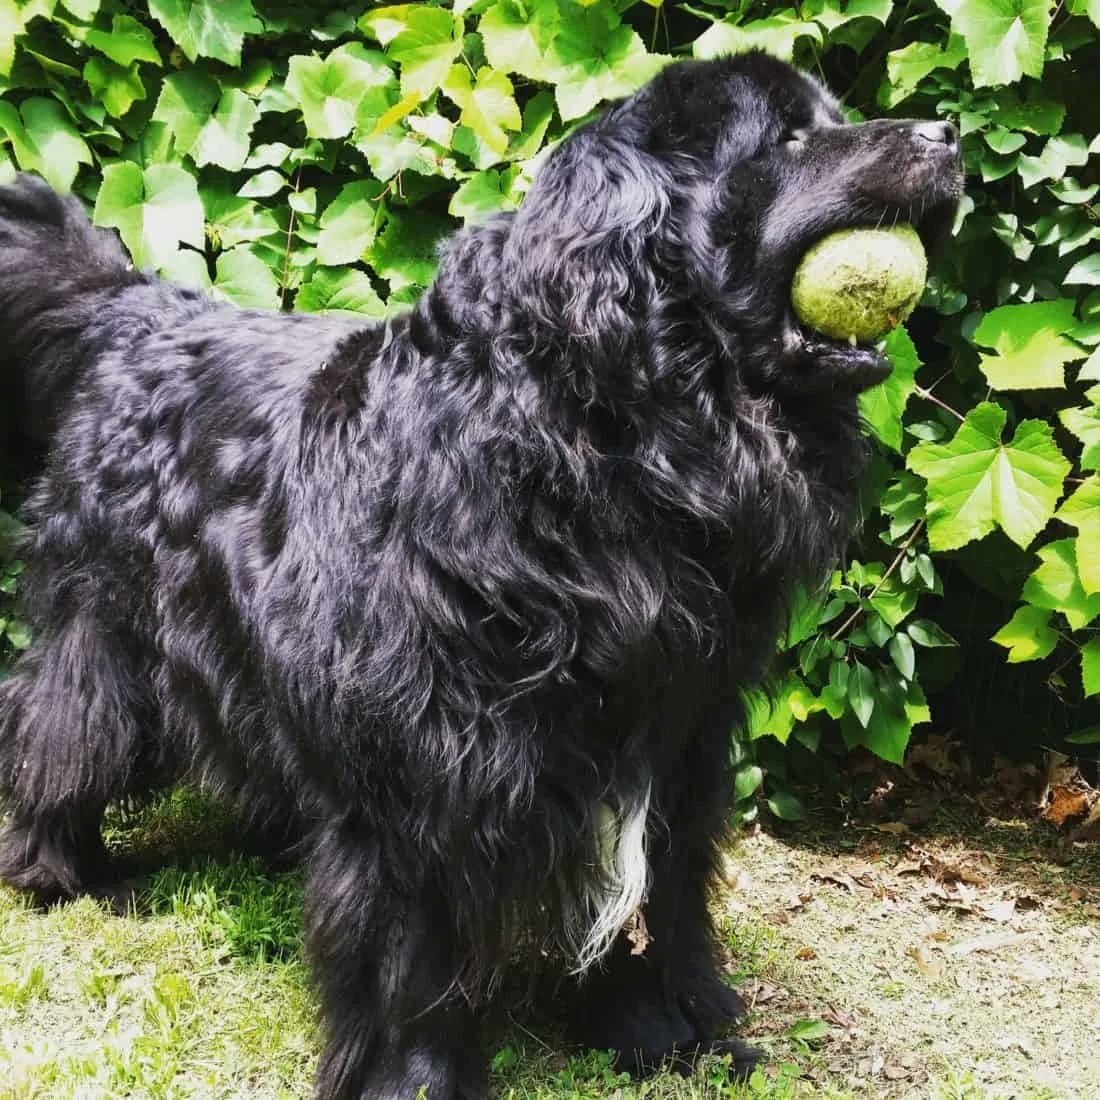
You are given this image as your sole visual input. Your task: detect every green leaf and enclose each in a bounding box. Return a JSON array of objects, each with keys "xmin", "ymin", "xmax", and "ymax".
[
  {"xmin": 237, "ymin": 169, "xmax": 287, "ymax": 198},
  {"xmin": 787, "ymin": 1019, "xmax": 829, "ymax": 1042},
  {"xmin": 317, "ymin": 181, "xmax": 384, "ymax": 266},
  {"xmin": 93, "ymin": 162, "xmax": 204, "ymax": 270},
  {"xmin": 0, "ymin": 98, "xmax": 92, "ymax": 192},
  {"xmin": 192, "ymin": 89, "xmax": 260, "ymax": 172},
  {"xmin": 286, "ymin": 44, "xmax": 394, "ymax": 140},
  {"xmin": 0, "ymin": 1, "xmax": 26, "ymax": 78},
  {"xmin": 152, "ymin": 71, "xmax": 220, "ymax": 158},
  {"xmin": 480, "ymin": 0, "xmax": 560, "ymax": 81},
  {"xmin": 847, "ymin": 661, "xmax": 875, "ymax": 728},
  {"xmin": 370, "ymin": 207, "xmax": 451, "ymax": 291},
  {"xmin": 950, "ymin": 0, "xmax": 1050, "ymax": 88},
  {"xmin": 295, "ymin": 269, "xmax": 386, "ymax": 317},
  {"xmin": 973, "ymin": 299, "xmax": 1082, "ymax": 390},
  {"xmin": 356, "ymin": 126, "xmax": 437, "ymax": 181},
  {"xmin": 1082, "ymin": 639, "xmax": 1100, "ymax": 697},
  {"xmin": 1056, "ymin": 477, "xmax": 1100, "ymax": 593},
  {"xmin": 859, "ymin": 326, "xmax": 919, "ymax": 452},
  {"xmin": 991, "ymin": 605, "xmax": 1058, "ymax": 662},
  {"xmin": 546, "ymin": 6, "xmax": 665, "ymax": 121},
  {"xmin": 211, "ymin": 247, "xmax": 279, "ymax": 311},
  {"xmin": 766, "ymin": 789, "xmax": 805, "ymax": 821},
  {"xmin": 147, "ymin": 0, "xmax": 261, "ymax": 66},
  {"xmin": 908, "ymin": 401, "xmax": 1071, "ymax": 551},
  {"xmin": 449, "ymin": 169, "xmax": 515, "ymax": 222},
  {"xmin": 733, "ymin": 764, "xmax": 763, "ymax": 801},
  {"xmin": 888, "ymin": 632, "xmax": 916, "ymax": 679},
  {"xmin": 880, "ymin": 36, "xmax": 967, "ymax": 107},
  {"xmin": 1060, "ymin": 405, "xmax": 1100, "ymax": 471},
  {"xmin": 1016, "ymin": 134, "xmax": 1090, "ymax": 189},
  {"xmin": 442, "ymin": 65, "xmax": 521, "ymax": 155},
  {"xmin": 85, "ymin": 14, "xmax": 160, "ymax": 67},
  {"xmin": 360, "ymin": 4, "xmax": 463, "ymax": 101},
  {"xmin": 83, "ymin": 57, "xmax": 146, "ymax": 119},
  {"xmin": 1022, "ymin": 538, "xmax": 1100, "ymax": 630},
  {"xmin": 694, "ymin": 12, "xmax": 822, "ymax": 63},
  {"xmin": 1066, "ymin": 254, "xmax": 1100, "ymax": 286},
  {"xmin": 5, "ymin": 619, "xmax": 31, "ymax": 650}
]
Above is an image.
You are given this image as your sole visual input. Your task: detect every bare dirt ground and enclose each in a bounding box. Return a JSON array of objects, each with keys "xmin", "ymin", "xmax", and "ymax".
[{"xmin": 721, "ymin": 806, "xmax": 1100, "ymax": 1099}]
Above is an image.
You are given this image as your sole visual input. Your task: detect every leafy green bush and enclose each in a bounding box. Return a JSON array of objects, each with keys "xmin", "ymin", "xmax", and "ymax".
[{"xmin": 0, "ymin": 1, "xmax": 1097, "ymax": 804}]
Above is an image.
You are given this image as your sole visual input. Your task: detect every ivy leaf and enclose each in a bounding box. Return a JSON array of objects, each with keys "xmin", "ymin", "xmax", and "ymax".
[
  {"xmin": 286, "ymin": 45, "xmax": 394, "ymax": 141},
  {"xmin": 546, "ymin": 6, "xmax": 665, "ymax": 121},
  {"xmin": 1056, "ymin": 476, "xmax": 1100, "ymax": 593},
  {"xmin": 296, "ymin": 269, "xmax": 386, "ymax": 317},
  {"xmin": 847, "ymin": 660, "xmax": 875, "ymax": 728},
  {"xmin": 360, "ymin": 4, "xmax": 463, "ymax": 101},
  {"xmin": 370, "ymin": 207, "xmax": 452, "ymax": 291},
  {"xmin": 85, "ymin": 14, "xmax": 160, "ymax": 67},
  {"xmin": 694, "ymin": 12, "xmax": 822, "ymax": 62},
  {"xmin": 356, "ymin": 126, "xmax": 437, "ymax": 181},
  {"xmin": 950, "ymin": 0, "xmax": 1049, "ymax": 88},
  {"xmin": 1083, "ymin": 638, "xmax": 1100, "ymax": 697},
  {"xmin": 733, "ymin": 764, "xmax": 764, "ymax": 801},
  {"xmin": 317, "ymin": 181, "xmax": 384, "ymax": 266},
  {"xmin": 880, "ymin": 36, "xmax": 967, "ymax": 108},
  {"xmin": 449, "ymin": 169, "xmax": 515, "ymax": 222},
  {"xmin": 0, "ymin": 97, "xmax": 92, "ymax": 192},
  {"xmin": 907, "ymin": 619, "xmax": 956, "ymax": 647},
  {"xmin": 152, "ymin": 71, "xmax": 220, "ymax": 157},
  {"xmin": 147, "ymin": 0, "xmax": 261, "ymax": 66},
  {"xmin": 93, "ymin": 161, "xmax": 204, "ymax": 270},
  {"xmin": 888, "ymin": 631, "xmax": 916, "ymax": 679},
  {"xmin": 211, "ymin": 246, "xmax": 279, "ymax": 311},
  {"xmin": 859, "ymin": 326, "xmax": 919, "ymax": 452},
  {"xmin": 442, "ymin": 65, "xmax": 521, "ymax": 155},
  {"xmin": 908, "ymin": 401, "xmax": 1070, "ymax": 551},
  {"xmin": 1022, "ymin": 538, "xmax": 1100, "ymax": 630},
  {"xmin": 0, "ymin": 2, "xmax": 25, "ymax": 78},
  {"xmin": 1060, "ymin": 405, "xmax": 1100, "ymax": 471},
  {"xmin": 973, "ymin": 299, "xmax": 1082, "ymax": 390},
  {"xmin": 480, "ymin": 0, "xmax": 560, "ymax": 81},
  {"xmin": 1016, "ymin": 134, "xmax": 1090, "ymax": 189},
  {"xmin": 991, "ymin": 605, "xmax": 1058, "ymax": 662},
  {"xmin": 1066, "ymin": 254, "xmax": 1100, "ymax": 286},
  {"xmin": 192, "ymin": 89, "xmax": 260, "ymax": 172},
  {"xmin": 83, "ymin": 57, "xmax": 146, "ymax": 119}
]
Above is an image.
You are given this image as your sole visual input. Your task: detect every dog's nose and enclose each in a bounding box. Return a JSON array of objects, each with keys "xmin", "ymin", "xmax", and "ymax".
[{"xmin": 913, "ymin": 121, "xmax": 958, "ymax": 150}]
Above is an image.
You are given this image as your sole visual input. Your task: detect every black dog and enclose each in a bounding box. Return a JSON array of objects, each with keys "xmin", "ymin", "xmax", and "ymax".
[{"xmin": 0, "ymin": 52, "xmax": 960, "ymax": 1100}]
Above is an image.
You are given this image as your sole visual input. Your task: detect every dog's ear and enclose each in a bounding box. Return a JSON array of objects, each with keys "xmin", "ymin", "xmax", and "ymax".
[{"xmin": 502, "ymin": 127, "xmax": 670, "ymax": 383}]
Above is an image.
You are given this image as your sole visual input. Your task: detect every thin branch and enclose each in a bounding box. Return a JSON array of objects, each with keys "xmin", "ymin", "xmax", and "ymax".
[
  {"xmin": 830, "ymin": 520, "xmax": 926, "ymax": 642},
  {"xmin": 279, "ymin": 167, "xmax": 302, "ymax": 310},
  {"xmin": 914, "ymin": 385, "xmax": 966, "ymax": 423}
]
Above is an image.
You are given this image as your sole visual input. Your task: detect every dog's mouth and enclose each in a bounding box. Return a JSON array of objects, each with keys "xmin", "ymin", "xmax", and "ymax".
[{"xmin": 775, "ymin": 195, "xmax": 959, "ymax": 400}]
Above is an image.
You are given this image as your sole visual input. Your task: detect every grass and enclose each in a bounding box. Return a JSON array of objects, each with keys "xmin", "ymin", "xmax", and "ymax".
[{"xmin": 0, "ymin": 790, "xmax": 1097, "ymax": 1098}]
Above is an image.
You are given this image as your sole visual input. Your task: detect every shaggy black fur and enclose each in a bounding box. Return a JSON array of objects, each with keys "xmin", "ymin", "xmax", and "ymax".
[{"xmin": 0, "ymin": 53, "xmax": 961, "ymax": 1100}]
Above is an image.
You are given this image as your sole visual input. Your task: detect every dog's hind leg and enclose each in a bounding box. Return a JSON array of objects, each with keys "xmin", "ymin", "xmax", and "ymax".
[
  {"xmin": 0, "ymin": 613, "xmax": 157, "ymax": 908},
  {"xmin": 306, "ymin": 823, "xmax": 487, "ymax": 1100}
]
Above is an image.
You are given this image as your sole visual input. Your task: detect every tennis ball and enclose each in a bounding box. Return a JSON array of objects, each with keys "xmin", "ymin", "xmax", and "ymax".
[{"xmin": 791, "ymin": 225, "xmax": 927, "ymax": 344}]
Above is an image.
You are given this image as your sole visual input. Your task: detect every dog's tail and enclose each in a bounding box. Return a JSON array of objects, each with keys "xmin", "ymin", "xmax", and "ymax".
[{"xmin": 0, "ymin": 174, "xmax": 139, "ymax": 446}]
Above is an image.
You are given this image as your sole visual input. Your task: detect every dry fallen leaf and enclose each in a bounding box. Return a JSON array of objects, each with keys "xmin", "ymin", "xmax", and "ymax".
[
  {"xmin": 907, "ymin": 942, "xmax": 943, "ymax": 978},
  {"xmin": 796, "ymin": 946, "xmax": 817, "ymax": 960},
  {"xmin": 1043, "ymin": 785, "xmax": 1092, "ymax": 826},
  {"xmin": 947, "ymin": 930, "xmax": 1037, "ymax": 957}
]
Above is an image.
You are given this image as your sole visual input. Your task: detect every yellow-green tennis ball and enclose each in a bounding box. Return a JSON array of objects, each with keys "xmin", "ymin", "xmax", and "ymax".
[{"xmin": 791, "ymin": 225, "xmax": 928, "ymax": 344}]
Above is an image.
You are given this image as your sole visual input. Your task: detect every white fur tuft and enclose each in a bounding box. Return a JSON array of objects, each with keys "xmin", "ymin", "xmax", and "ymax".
[{"xmin": 573, "ymin": 781, "xmax": 652, "ymax": 973}]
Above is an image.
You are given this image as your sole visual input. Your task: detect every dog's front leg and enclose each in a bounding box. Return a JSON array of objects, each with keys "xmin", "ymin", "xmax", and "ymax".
[{"xmin": 305, "ymin": 821, "xmax": 486, "ymax": 1100}]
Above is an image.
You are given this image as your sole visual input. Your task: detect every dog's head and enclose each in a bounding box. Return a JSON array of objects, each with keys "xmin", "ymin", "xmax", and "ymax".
[{"xmin": 504, "ymin": 52, "xmax": 963, "ymax": 405}]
